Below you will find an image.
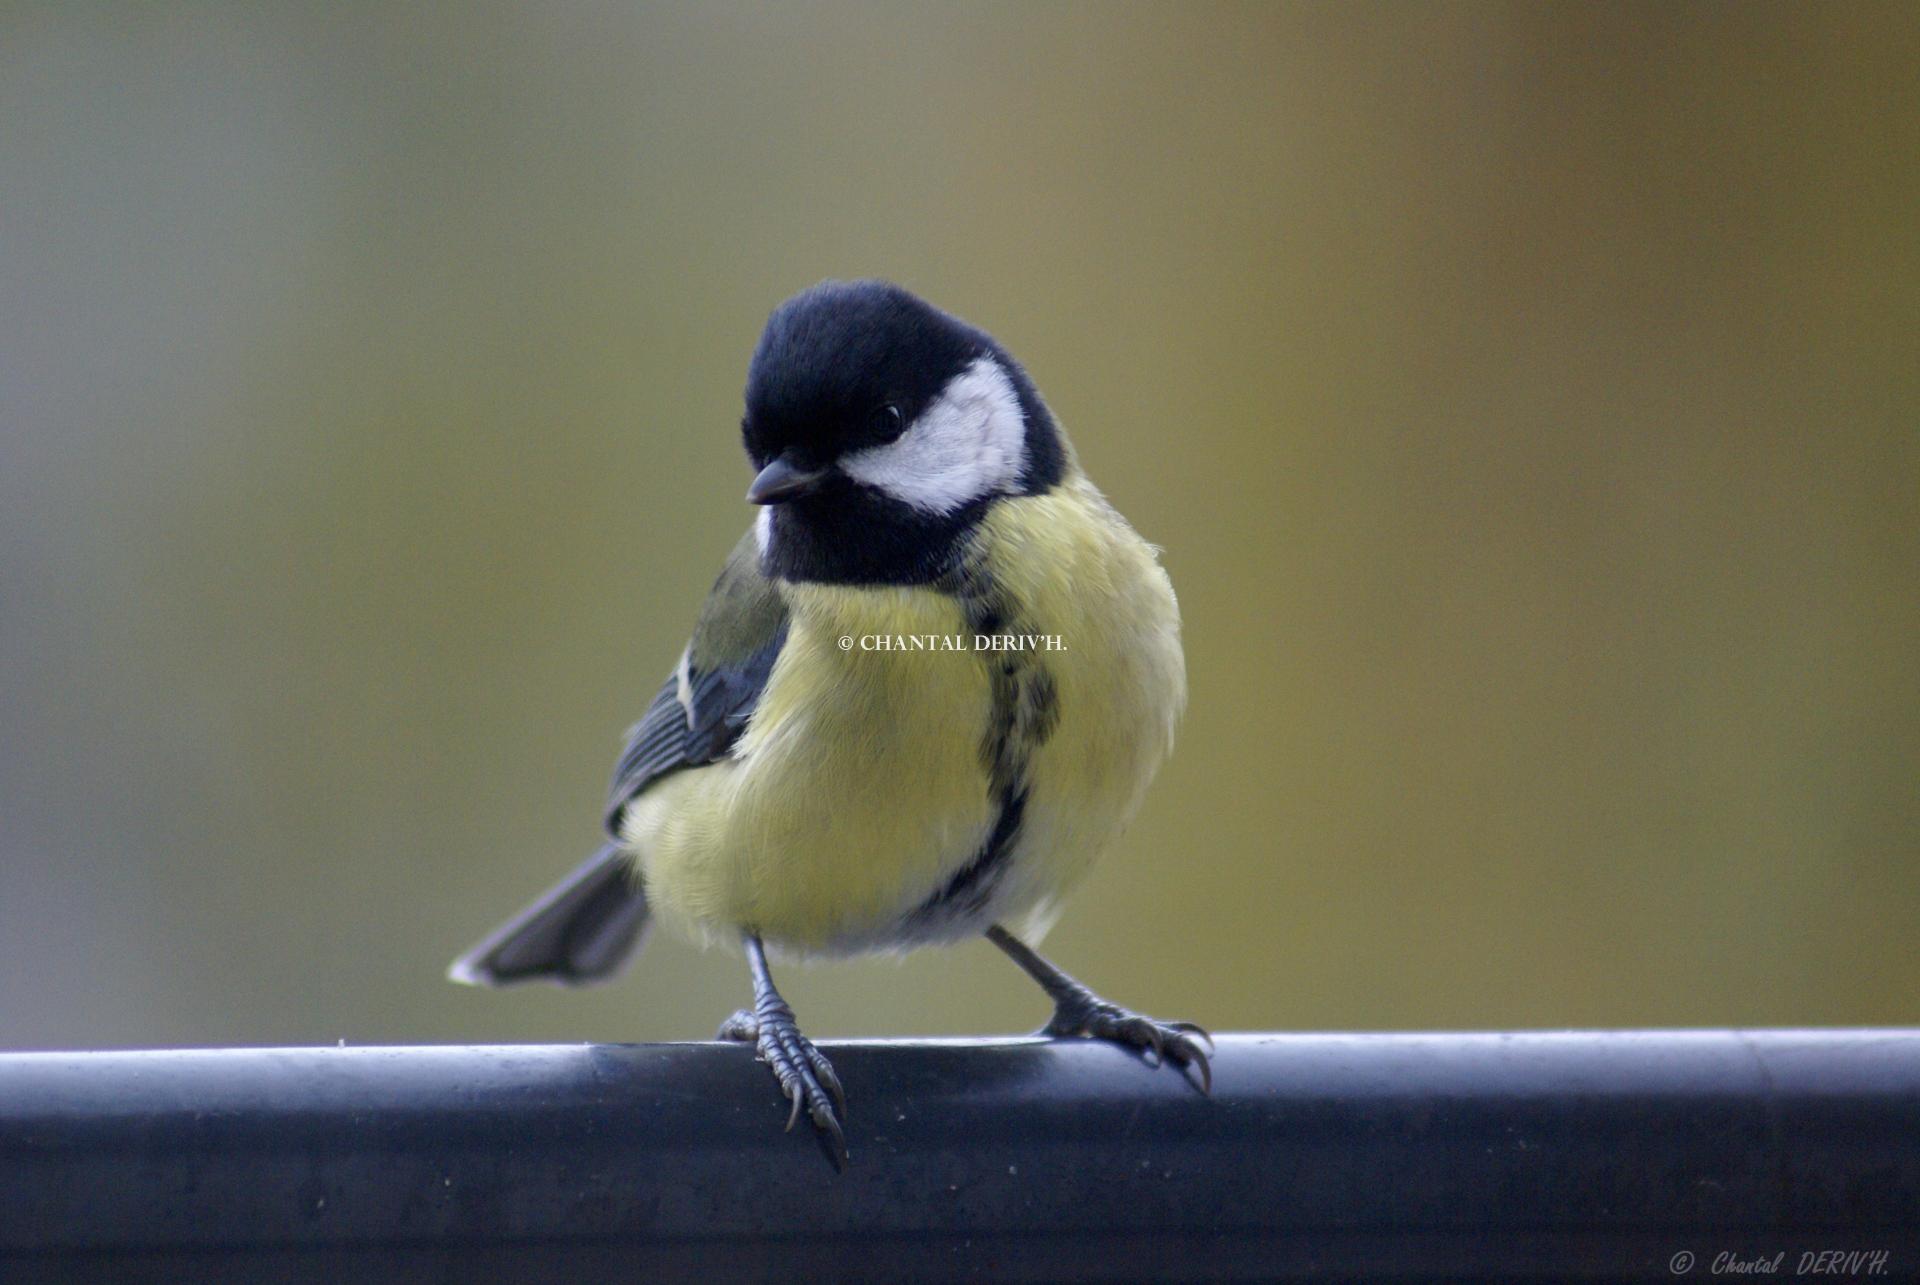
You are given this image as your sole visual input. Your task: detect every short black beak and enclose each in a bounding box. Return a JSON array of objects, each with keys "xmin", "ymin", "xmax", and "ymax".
[{"xmin": 747, "ymin": 454, "xmax": 830, "ymax": 505}]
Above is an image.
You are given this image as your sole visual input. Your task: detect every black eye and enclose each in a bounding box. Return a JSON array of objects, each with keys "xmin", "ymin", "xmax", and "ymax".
[{"xmin": 869, "ymin": 403, "xmax": 904, "ymax": 442}]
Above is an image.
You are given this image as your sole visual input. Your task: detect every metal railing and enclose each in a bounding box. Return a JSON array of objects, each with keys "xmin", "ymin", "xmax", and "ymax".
[{"xmin": 3, "ymin": 1031, "xmax": 1916, "ymax": 1281}]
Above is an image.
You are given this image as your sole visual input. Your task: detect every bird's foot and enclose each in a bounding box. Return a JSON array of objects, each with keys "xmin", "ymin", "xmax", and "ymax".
[
  {"xmin": 1043, "ymin": 989, "xmax": 1214, "ymax": 1094},
  {"xmin": 718, "ymin": 1003, "xmax": 848, "ymax": 1168}
]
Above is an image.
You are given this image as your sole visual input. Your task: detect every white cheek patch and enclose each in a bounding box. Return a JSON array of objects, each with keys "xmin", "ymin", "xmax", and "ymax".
[
  {"xmin": 838, "ymin": 356, "xmax": 1029, "ymax": 514},
  {"xmin": 753, "ymin": 506, "xmax": 773, "ymax": 557}
]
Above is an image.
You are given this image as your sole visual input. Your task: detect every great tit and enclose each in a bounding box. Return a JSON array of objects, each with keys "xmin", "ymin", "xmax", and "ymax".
[{"xmin": 450, "ymin": 280, "xmax": 1204, "ymax": 1165}]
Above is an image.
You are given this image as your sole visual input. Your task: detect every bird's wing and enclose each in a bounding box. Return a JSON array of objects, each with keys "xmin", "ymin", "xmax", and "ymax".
[{"xmin": 604, "ymin": 527, "xmax": 789, "ymax": 833}]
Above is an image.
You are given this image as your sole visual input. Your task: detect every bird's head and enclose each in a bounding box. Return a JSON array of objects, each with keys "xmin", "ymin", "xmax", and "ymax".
[{"xmin": 740, "ymin": 280, "xmax": 1065, "ymax": 585}]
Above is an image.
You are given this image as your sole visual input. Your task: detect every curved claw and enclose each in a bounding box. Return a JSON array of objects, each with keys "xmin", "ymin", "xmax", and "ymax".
[
  {"xmin": 809, "ymin": 1047, "xmax": 847, "ymax": 1116},
  {"xmin": 1174, "ymin": 1037, "xmax": 1214, "ymax": 1095},
  {"xmin": 1169, "ymin": 1021, "xmax": 1216, "ymax": 1054},
  {"xmin": 1150, "ymin": 1025, "xmax": 1214, "ymax": 1094},
  {"xmin": 814, "ymin": 1108, "xmax": 848, "ymax": 1169}
]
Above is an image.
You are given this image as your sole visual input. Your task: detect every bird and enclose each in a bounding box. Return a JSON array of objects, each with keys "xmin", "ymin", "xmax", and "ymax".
[{"xmin": 448, "ymin": 279, "xmax": 1205, "ymax": 1166}]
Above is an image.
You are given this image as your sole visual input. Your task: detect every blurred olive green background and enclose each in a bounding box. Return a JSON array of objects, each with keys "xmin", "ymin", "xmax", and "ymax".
[{"xmin": 2, "ymin": 3, "xmax": 1915, "ymax": 1052}]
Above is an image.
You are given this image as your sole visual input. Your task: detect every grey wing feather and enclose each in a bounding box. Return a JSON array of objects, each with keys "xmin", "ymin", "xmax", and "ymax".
[{"xmin": 604, "ymin": 530, "xmax": 789, "ymax": 833}]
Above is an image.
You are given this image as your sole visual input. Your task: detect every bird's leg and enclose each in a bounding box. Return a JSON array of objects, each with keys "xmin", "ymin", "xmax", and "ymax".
[
  {"xmin": 717, "ymin": 932, "xmax": 848, "ymax": 1167},
  {"xmin": 985, "ymin": 923, "xmax": 1213, "ymax": 1093}
]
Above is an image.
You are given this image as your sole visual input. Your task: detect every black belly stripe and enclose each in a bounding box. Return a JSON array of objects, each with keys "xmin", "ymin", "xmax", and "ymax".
[
  {"xmin": 907, "ymin": 550, "xmax": 1060, "ymax": 924},
  {"xmin": 911, "ymin": 787, "xmax": 1028, "ymax": 922}
]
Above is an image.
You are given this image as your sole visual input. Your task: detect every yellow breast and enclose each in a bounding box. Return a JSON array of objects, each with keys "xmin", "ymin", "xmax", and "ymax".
[{"xmin": 624, "ymin": 475, "xmax": 1184, "ymax": 955}]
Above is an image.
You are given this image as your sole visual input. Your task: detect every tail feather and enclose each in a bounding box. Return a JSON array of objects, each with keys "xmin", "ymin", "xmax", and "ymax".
[{"xmin": 448, "ymin": 845, "xmax": 651, "ymax": 987}]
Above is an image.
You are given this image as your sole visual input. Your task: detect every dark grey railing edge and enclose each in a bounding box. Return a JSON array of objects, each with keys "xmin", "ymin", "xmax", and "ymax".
[{"xmin": 3, "ymin": 1030, "xmax": 1917, "ymax": 1282}]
